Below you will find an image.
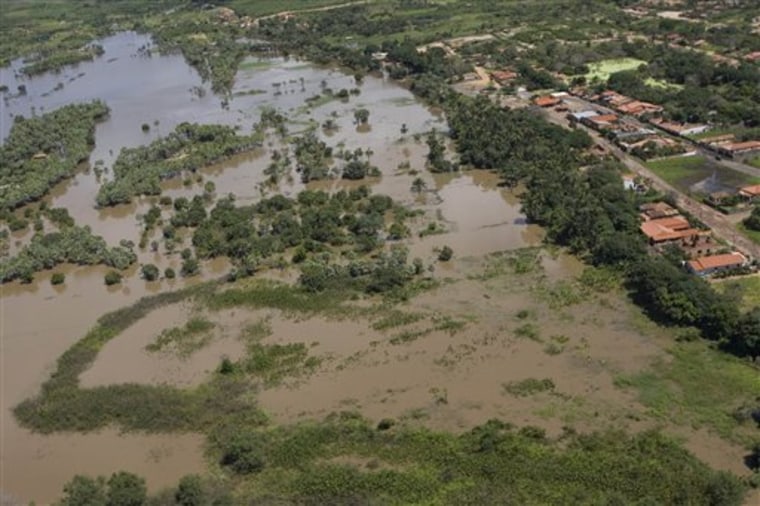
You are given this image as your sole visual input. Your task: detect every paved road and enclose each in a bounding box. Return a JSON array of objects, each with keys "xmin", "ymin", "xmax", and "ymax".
[{"xmin": 542, "ymin": 107, "xmax": 760, "ymax": 260}]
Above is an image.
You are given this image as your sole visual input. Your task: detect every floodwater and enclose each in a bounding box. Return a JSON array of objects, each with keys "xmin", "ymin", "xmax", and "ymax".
[{"xmin": 0, "ymin": 30, "xmax": 540, "ymax": 504}]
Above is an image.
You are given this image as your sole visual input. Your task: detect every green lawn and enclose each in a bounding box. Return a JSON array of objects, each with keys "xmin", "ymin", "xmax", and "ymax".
[
  {"xmin": 646, "ymin": 155, "xmax": 760, "ymax": 194},
  {"xmin": 584, "ymin": 57, "xmax": 646, "ymax": 82},
  {"xmin": 747, "ymin": 157, "xmax": 760, "ymax": 169}
]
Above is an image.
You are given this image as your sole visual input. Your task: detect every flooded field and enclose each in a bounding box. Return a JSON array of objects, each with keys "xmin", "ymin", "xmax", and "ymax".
[
  {"xmin": 0, "ymin": 30, "xmax": 543, "ymax": 504},
  {"xmin": 2, "ymin": 29, "xmax": 754, "ymax": 506}
]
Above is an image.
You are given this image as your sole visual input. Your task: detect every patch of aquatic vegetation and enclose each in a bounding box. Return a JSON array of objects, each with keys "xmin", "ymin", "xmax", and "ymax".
[{"xmin": 146, "ymin": 316, "xmax": 216, "ymax": 358}]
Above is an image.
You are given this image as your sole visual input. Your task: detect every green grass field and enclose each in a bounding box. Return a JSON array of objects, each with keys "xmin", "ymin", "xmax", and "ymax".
[
  {"xmin": 646, "ymin": 155, "xmax": 760, "ymax": 194},
  {"xmin": 715, "ymin": 274, "xmax": 760, "ymax": 311},
  {"xmin": 747, "ymin": 157, "xmax": 760, "ymax": 169},
  {"xmin": 615, "ymin": 341, "xmax": 760, "ymax": 442},
  {"xmin": 644, "ymin": 77, "xmax": 683, "ymax": 90},
  {"xmin": 737, "ymin": 221, "xmax": 760, "ymax": 246},
  {"xmin": 584, "ymin": 57, "xmax": 646, "ymax": 82}
]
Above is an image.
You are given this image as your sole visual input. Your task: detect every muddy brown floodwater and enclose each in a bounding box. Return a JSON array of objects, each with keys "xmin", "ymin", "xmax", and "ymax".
[{"xmin": 0, "ymin": 30, "xmax": 543, "ymax": 504}]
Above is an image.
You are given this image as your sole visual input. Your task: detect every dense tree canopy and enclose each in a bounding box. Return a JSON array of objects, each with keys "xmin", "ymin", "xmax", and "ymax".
[
  {"xmin": 96, "ymin": 123, "xmax": 259, "ymax": 206},
  {"xmin": 0, "ymin": 225, "xmax": 136, "ymax": 283},
  {"xmin": 0, "ymin": 101, "xmax": 109, "ymax": 210}
]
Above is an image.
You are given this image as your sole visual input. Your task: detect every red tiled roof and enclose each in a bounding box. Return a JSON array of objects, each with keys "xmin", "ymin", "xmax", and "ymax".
[
  {"xmin": 739, "ymin": 184, "xmax": 760, "ymax": 197},
  {"xmin": 588, "ymin": 114, "xmax": 619, "ymax": 124},
  {"xmin": 534, "ymin": 96, "xmax": 561, "ymax": 107},
  {"xmin": 687, "ymin": 252, "xmax": 746, "ymax": 272},
  {"xmin": 723, "ymin": 141, "xmax": 760, "ymax": 152}
]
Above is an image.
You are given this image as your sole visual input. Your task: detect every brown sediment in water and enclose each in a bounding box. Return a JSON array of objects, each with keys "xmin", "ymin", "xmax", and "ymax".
[{"xmin": 1, "ymin": 29, "xmax": 751, "ymax": 504}]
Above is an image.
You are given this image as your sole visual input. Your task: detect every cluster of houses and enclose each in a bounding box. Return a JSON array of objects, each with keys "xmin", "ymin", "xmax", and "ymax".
[
  {"xmin": 695, "ymin": 134, "xmax": 760, "ymax": 161},
  {"xmin": 637, "ymin": 201, "xmax": 749, "ymax": 277},
  {"xmin": 562, "ymin": 104, "xmax": 692, "ymax": 159}
]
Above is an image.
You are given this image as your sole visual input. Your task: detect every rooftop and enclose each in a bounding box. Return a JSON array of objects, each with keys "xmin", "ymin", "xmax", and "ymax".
[
  {"xmin": 640, "ymin": 215, "xmax": 699, "ymax": 242},
  {"xmin": 687, "ymin": 252, "xmax": 746, "ymax": 272},
  {"xmin": 722, "ymin": 141, "xmax": 760, "ymax": 152},
  {"xmin": 739, "ymin": 184, "xmax": 760, "ymax": 197},
  {"xmin": 533, "ymin": 96, "xmax": 561, "ymax": 107}
]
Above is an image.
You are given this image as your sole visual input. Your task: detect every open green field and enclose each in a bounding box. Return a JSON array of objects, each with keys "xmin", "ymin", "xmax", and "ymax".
[
  {"xmin": 645, "ymin": 77, "xmax": 683, "ymax": 90},
  {"xmin": 646, "ymin": 155, "xmax": 760, "ymax": 194},
  {"xmin": 715, "ymin": 274, "xmax": 760, "ymax": 311},
  {"xmin": 737, "ymin": 222, "xmax": 760, "ymax": 246},
  {"xmin": 584, "ymin": 57, "xmax": 646, "ymax": 82}
]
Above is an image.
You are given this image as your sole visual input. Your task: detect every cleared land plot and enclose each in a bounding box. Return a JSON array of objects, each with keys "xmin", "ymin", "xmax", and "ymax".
[
  {"xmin": 584, "ymin": 57, "xmax": 646, "ymax": 82},
  {"xmin": 646, "ymin": 155, "xmax": 760, "ymax": 195}
]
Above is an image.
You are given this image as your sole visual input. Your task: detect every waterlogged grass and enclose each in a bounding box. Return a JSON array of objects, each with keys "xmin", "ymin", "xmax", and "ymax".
[
  {"xmin": 146, "ymin": 316, "xmax": 216, "ymax": 357},
  {"xmin": 646, "ymin": 155, "xmax": 711, "ymax": 189},
  {"xmin": 207, "ymin": 279, "xmax": 360, "ymax": 318},
  {"xmin": 646, "ymin": 155, "xmax": 760, "ymax": 193},
  {"xmin": 471, "ymin": 248, "xmax": 543, "ymax": 281},
  {"xmin": 515, "ymin": 322, "xmax": 541, "ymax": 342},
  {"xmin": 388, "ymin": 315, "xmax": 467, "ymax": 345},
  {"xmin": 11, "ymin": 279, "xmax": 329, "ymax": 433},
  {"xmin": 240, "ymin": 318, "xmax": 273, "ymax": 343},
  {"xmin": 503, "ymin": 378, "xmax": 556, "ymax": 397},
  {"xmin": 534, "ymin": 280, "xmax": 586, "ymax": 308},
  {"xmin": 211, "ymin": 414, "xmax": 745, "ymax": 505},
  {"xmin": 238, "ymin": 58, "xmax": 276, "ymax": 71},
  {"xmin": 614, "ymin": 342, "xmax": 760, "ymax": 442},
  {"xmin": 243, "ymin": 342, "xmax": 319, "ymax": 386},
  {"xmin": 371, "ymin": 310, "xmax": 426, "ymax": 331}
]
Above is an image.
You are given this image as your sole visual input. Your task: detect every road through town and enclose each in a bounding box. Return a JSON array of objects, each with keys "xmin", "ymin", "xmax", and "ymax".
[{"xmin": 541, "ymin": 106, "xmax": 760, "ymax": 260}]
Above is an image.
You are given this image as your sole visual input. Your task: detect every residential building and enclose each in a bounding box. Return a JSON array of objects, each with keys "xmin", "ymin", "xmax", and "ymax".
[
  {"xmin": 640, "ymin": 216, "xmax": 703, "ymax": 245},
  {"xmin": 739, "ymin": 184, "xmax": 760, "ymax": 202},
  {"xmin": 583, "ymin": 113, "xmax": 620, "ymax": 130},
  {"xmin": 687, "ymin": 252, "xmax": 747, "ymax": 277},
  {"xmin": 639, "ymin": 201, "xmax": 679, "ymax": 220},
  {"xmin": 533, "ymin": 95, "xmax": 561, "ymax": 107},
  {"xmin": 491, "ymin": 70, "xmax": 517, "ymax": 84},
  {"xmin": 715, "ymin": 140, "xmax": 760, "ymax": 158},
  {"xmin": 649, "ymin": 118, "xmax": 710, "ymax": 137}
]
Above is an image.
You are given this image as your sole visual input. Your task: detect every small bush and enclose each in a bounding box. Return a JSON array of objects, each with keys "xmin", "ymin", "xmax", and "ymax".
[
  {"xmin": 438, "ymin": 245, "xmax": 453, "ymax": 262},
  {"xmin": 51, "ymin": 272, "xmax": 65, "ymax": 285},
  {"xmin": 104, "ymin": 270, "xmax": 123, "ymax": 286},
  {"xmin": 503, "ymin": 378, "xmax": 555, "ymax": 397},
  {"xmin": 164, "ymin": 267, "xmax": 176, "ymax": 279},
  {"xmin": 141, "ymin": 264, "xmax": 160, "ymax": 281}
]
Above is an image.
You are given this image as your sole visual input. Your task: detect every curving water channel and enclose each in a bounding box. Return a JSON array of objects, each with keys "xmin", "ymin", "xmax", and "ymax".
[{"xmin": 0, "ymin": 31, "xmax": 541, "ymax": 504}]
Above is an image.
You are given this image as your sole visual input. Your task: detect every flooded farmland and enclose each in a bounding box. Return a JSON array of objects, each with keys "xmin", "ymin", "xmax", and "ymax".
[
  {"xmin": 2, "ymin": 28, "xmax": 753, "ymax": 506},
  {"xmin": 0, "ymin": 31, "xmax": 543, "ymax": 504}
]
